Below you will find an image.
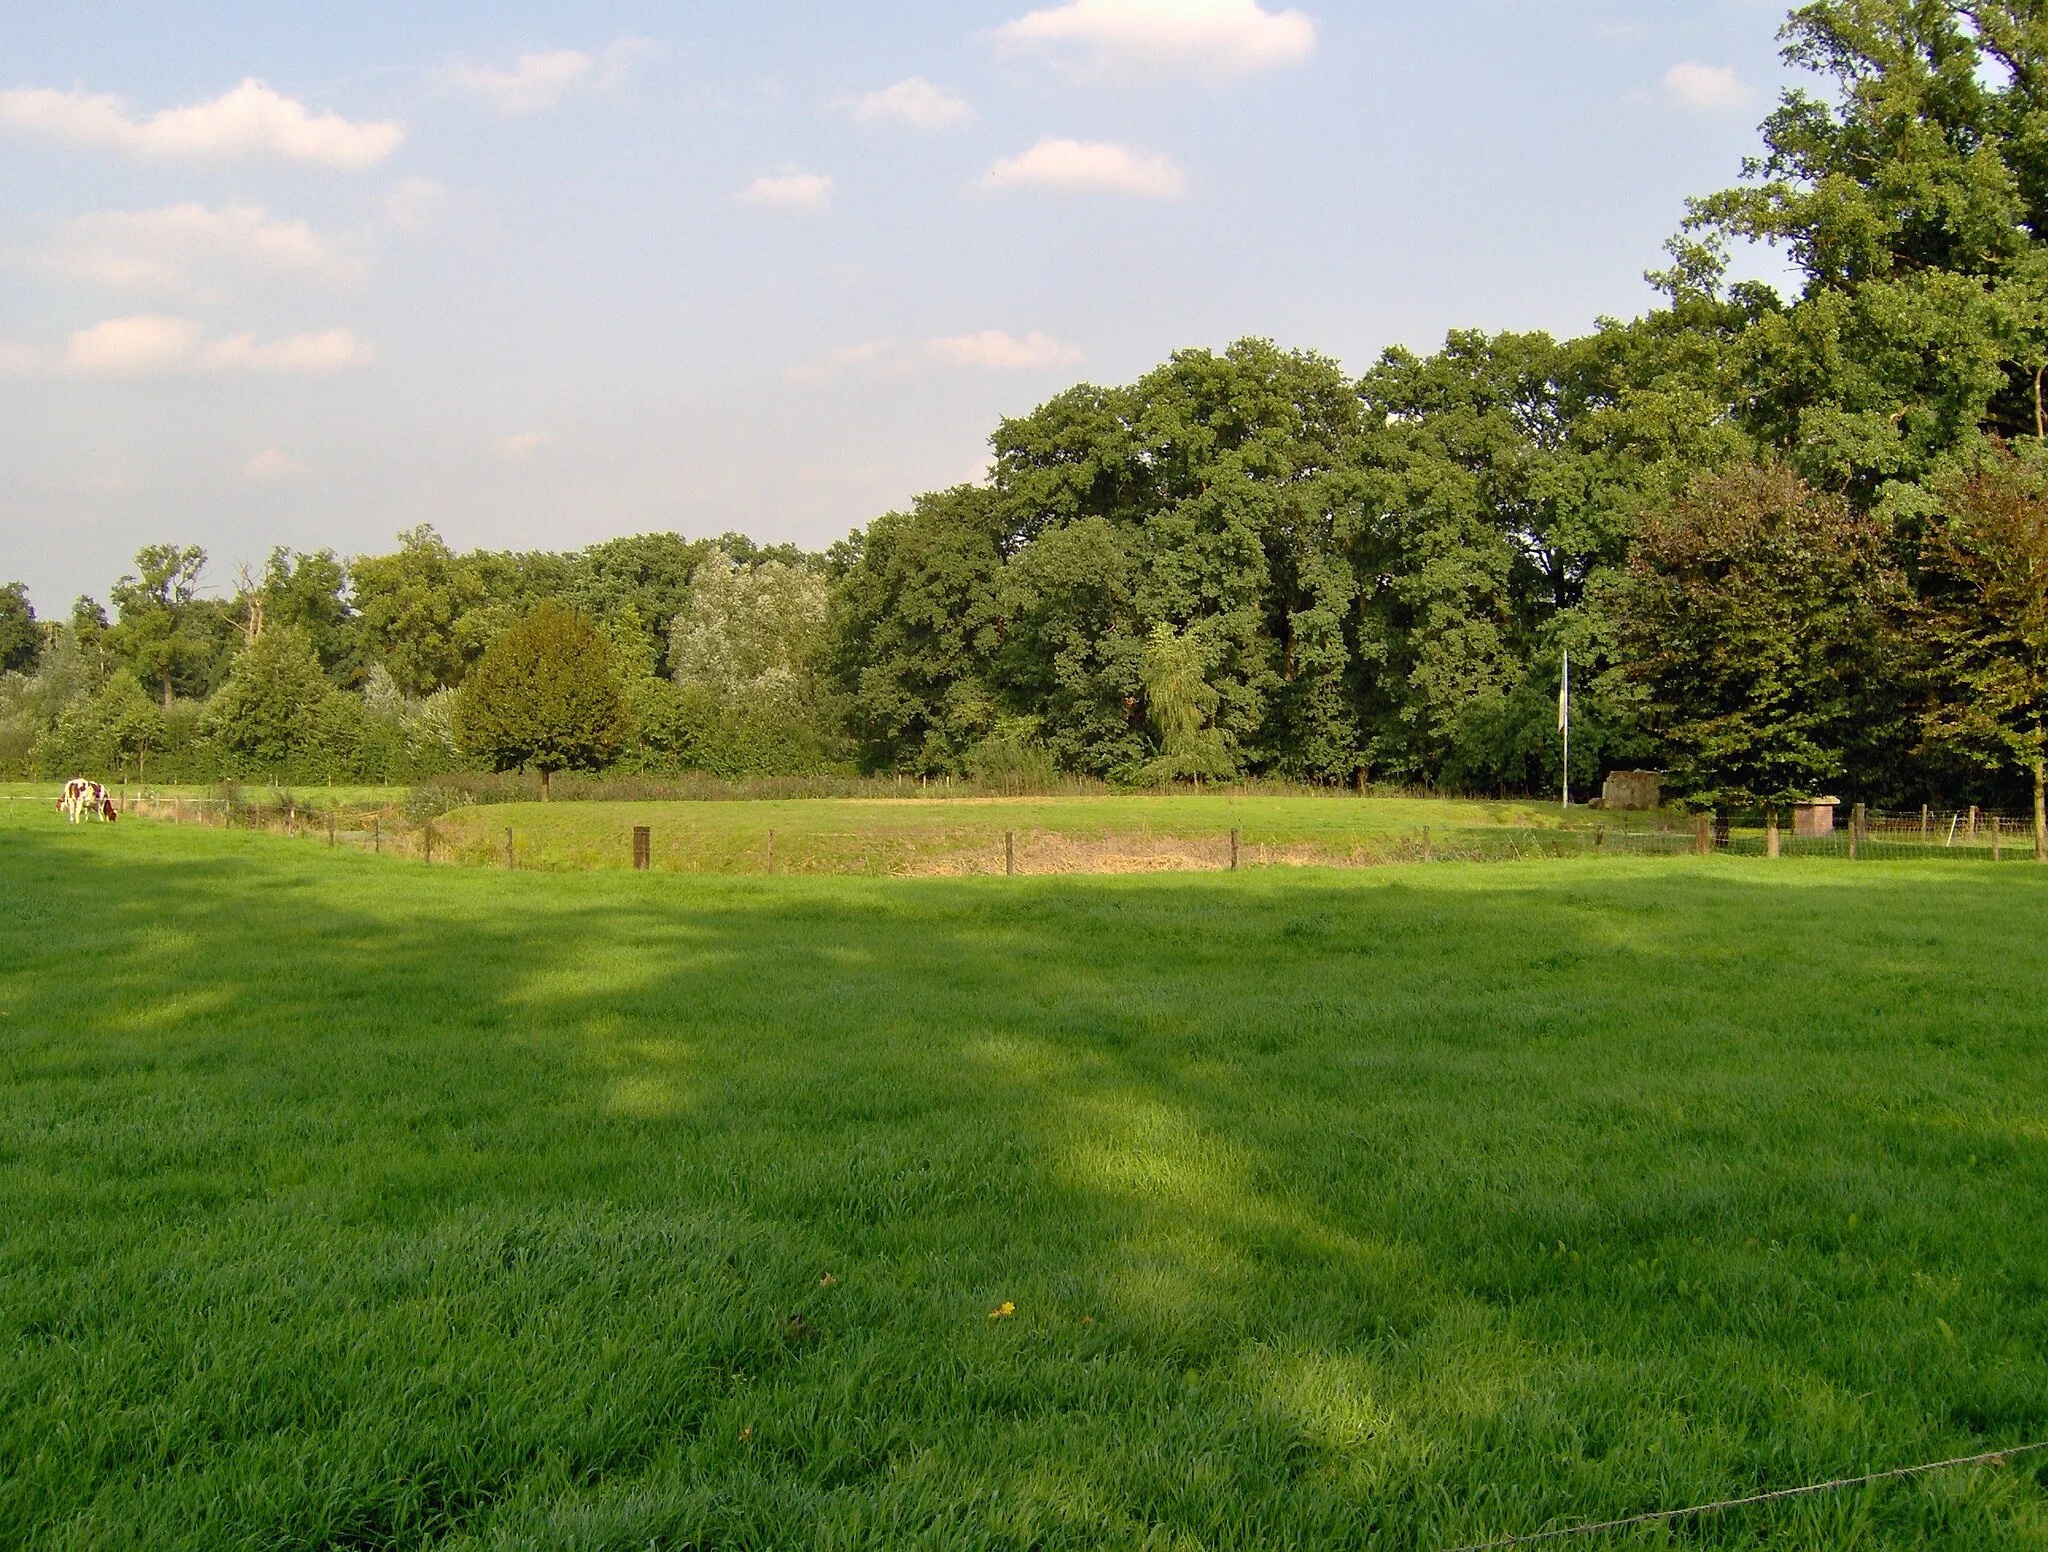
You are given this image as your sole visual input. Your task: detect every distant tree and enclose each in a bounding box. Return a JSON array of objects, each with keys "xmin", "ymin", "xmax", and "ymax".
[
  {"xmin": 36, "ymin": 669, "xmax": 164, "ymax": 780},
  {"xmin": 350, "ymin": 525, "xmax": 488, "ymax": 695},
  {"xmin": 826, "ymin": 486, "xmax": 1009, "ymax": 772},
  {"xmin": 108, "ymin": 545, "xmax": 219, "ymax": 707},
  {"xmin": 455, "ymin": 604, "xmax": 631, "ymax": 797},
  {"xmin": 258, "ymin": 549, "xmax": 357, "ymax": 681},
  {"xmin": 0, "ymin": 582, "xmax": 38, "ymax": 674},
  {"xmin": 1918, "ymin": 443, "xmax": 2048, "ymax": 852},
  {"xmin": 1139, "ymin": 623, "xmax": 1234, "ymax": 783},
  {"xmin": 70, "ymin": 597, "xmax": 111, "ymax": 677},
  {"xmin": 202, "ymin": 626, "xmax": 332, "ymax": 772},
  {"xmin": 1613, "ymin": 462, "xmax": 1910, "ymax": 812},
  {"xmin": 669, "ymin": 549, "xmax": 831, "ymax": 703}
]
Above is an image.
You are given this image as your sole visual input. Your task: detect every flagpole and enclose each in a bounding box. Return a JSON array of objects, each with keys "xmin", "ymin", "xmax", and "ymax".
[{"xmin": 1560, "ymin": 649, "xmax": 1570, "ymax": 811}]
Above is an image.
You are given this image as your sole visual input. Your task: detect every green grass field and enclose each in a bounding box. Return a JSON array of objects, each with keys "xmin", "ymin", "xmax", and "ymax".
[
  {"xmin": 427, "ymin": 794, "xmax": 1567, "ymax": 875},
  {"xmin": 6, "ymin": 802, "xmax": 2048, "ymax": 1549}
]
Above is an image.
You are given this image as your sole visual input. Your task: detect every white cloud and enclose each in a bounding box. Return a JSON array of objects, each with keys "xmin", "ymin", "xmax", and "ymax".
[
  {"xmin": 447, "ymin": 50, "xmax": 595, "ymax": 114},
  {"xmin": 790, "ymin": 330, "xmax": 1085, "ymax": 383},
  {"xmin": 497, "ymin": 431, "xmax": 557, "ymax": 463},
  {"xmin": 922, "ymin": 330, "xmax": 1085, "ymax": 369},
  {"xmin": 61, "ymin": 314, "xmax": 204, "ymax": 376},
  {"xmin": 48, "ymin": 315, "xmax": 373, "ymax": 377},
  {"xmin": 0, "ymin": 79, "xmax": 403, "ymax": 168},
  {"xmin": 1664, "ymin": 62, "xmax": 1758, "ymax": 114},
  {"xmin": 0, "ymin": 340, "xmax": 43, "ymax": 376},
  {"xmin": 199, "ymin": 329, "xmax": 375, "ymax": 373},
  {"xmin": 739, "ymin": 167, "xmax": 835, "ymax": 210},
  {"xmin": 982, "ymin": 138, "xmax": 1185, "ymax": 197},
  {"xmin": 443, "ymin": 39, "xmax": 653, "ymax": 115},
  {"xmin": 840, "ymin": 77, "xmax": 975, "ymax": 130},
  {"xmin": 46, "ymin": 204, "xmax": 364, "ymax": 297},
  {"xmin": 241, "ymin": 447, "xmax": 308, "ymax": 482},
  {"xmin": 993, "ymin": 0, "xmax": 1315, "ymax": 81}
]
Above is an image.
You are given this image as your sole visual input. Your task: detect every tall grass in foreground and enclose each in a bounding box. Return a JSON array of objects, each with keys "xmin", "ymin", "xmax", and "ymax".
[{"xmin": 3, "ymin": 807, "xmax": 2048, "ymax": 1548}]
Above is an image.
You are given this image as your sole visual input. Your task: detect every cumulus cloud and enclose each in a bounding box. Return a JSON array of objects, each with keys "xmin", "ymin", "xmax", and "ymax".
[
  {"xmin": 0, "ymin": 79, "xmax": 403, "ymax": 168},
  {"xmin": 46, "ymin": 204, "xmax": 364, "ymax": 297},
  {"xmin": 61, "ymin": 314, "xmax": 204, "ymax": 376},
  {"xmin": 739, "ymin": 167, "xmax": 835, "ymax": 210},
  {"xmin": 982, "ymin": 138, "xmax": 1185, "ymax": 197},
  {"xmin": 790, "ymin": 330, "xmax": 1084, "ymax": 384},
  {"xmin": 242, "ymin": 447, "xmax": 308, "ymax": 482},
  {"xmin": 923, "ymin": 330, "xmax": 1085, "ymax": 369},
  {"xmin": 1664, "ymin": 62, "xmax": 1758, "ymax": 113},
  {"xmin": 839, "ymin": 77, "xmax": 975, "ymax": 130},
  {"xmin": 46, "ymin": 314, "xmax": 373, "ymax": 377},
  {"xmin": 497, "ymin": 431, "xmax": 557, "ymax": 462},
  {"xmin": 993, "ymin": 0, "xmax": 1315, "ymax": 81},
  {"xmin": 443, "ymin": 38, "xmax": 654, "ymax": 115}
]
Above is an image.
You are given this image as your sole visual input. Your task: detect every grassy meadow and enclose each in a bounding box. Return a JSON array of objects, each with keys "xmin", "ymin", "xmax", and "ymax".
[{"xmin": 5, "ymin": 801, "xmax": 2048, "ymax": 1548}]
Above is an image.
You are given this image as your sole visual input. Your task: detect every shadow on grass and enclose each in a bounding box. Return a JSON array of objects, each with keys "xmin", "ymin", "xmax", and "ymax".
[{"xmin": 6, "ymin": 824, "xmax": 2048, "ymax": 1549}]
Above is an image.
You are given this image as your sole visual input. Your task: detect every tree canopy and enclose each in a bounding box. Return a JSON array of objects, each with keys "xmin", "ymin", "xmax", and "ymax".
[{"xmin": 454, "ymin": 604, "xmax": 631, "ymax": 796}]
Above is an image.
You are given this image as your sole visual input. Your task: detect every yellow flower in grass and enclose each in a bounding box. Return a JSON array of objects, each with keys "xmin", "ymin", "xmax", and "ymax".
[{"xmin": 989, "ymin": 1301, "xmax": 1015, "ymax": 1320}]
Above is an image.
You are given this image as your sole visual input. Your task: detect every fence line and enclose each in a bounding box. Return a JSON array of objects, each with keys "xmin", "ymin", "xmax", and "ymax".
[
  {"xmin": 40, "ymin": 789, "xmax": 2048, "ymax": 876},
  {"xmin": 1439, "ymin": 1440, "xmax": 2048, "ymax": 1551}
]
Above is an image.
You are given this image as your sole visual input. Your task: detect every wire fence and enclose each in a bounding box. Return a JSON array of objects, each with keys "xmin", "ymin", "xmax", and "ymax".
[{"xmin": 34, "ymin": 789, "xmax": 2048, "ymax": 875}]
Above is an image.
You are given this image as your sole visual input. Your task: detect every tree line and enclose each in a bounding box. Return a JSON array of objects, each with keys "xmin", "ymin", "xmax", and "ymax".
[{"xmin": 9, "ymin": 1, "xmax": 2048, "ymax": 816}]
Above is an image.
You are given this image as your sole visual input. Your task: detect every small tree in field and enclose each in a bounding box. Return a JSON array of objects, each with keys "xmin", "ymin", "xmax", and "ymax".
[
  {"xmin": 1919, "ymin": 444, "xmax": 2048, "ymax": 857},
  {"xmin": 455, "ymin": 604, "xmax": 630, "ymax": 797}
]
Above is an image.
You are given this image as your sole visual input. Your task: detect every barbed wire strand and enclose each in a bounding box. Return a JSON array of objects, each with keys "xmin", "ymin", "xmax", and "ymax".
[{"xmin": 1438, "ymin": 1441, "xmax": 2048, "ymax": 1552}]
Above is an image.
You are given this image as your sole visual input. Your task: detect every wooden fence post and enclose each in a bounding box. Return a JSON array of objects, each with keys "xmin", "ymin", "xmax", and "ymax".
[
  {"xmin": 1968, "ymin": 804, "xmax": 1980, "ymax": 840},
  {"xmin": 1005, "ymin": 831, "xmax": 1014, "ymax": 876},
  {"xmin": 505, "ymin": 828, "xmax": 515, "ymax": 869},
  {"xmin": 1851, "ymin": 802, "xmax": 1866, "ymax": 860},
  {"xmin": 1694, "ymin": 814, "xmax": 1710, "ymax": 856},
  {"xmin": 373, "ymin": 816, "xmax": 380, "ymax": 854},
  {"xmin": 424, "ymin": 827, "xmax": 434, "ymax": 866},
  {"xmin": 1992, "ymin": 816, "xmax": 2003, "ymax": 862},
  {"xmin": 327, "ymin": 812, "xmax": 336, "ymax": 847},
  {"xmin": 767, "ymin": 829, "xmax": 775, "ymax": 876},
  {"xmin": 633, "ymin": 826, "xmax": 651, "ymax": 871},
  {"xmin": 1920, "ymin": 804, "xmax": 1930, "ymax": 843},
  {"xmin": 1422, "ymin": 825, "xmax": 1432, "ymax": 863},
  {"xmin": 1230, "ymin": 828, "xmax": 1240, "ymax": 871},
  {"xmin": 1767, "ymin": 808, "xmax": 1780, "ymax": 859}
]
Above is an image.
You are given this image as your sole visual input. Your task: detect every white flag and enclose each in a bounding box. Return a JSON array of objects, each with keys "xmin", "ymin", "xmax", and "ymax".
[{"xmin": 1558, "ymin": 649, "xmax": 1570, "ymax": 733}]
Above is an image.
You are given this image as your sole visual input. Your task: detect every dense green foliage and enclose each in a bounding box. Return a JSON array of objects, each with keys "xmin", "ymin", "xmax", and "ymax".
[
  {"xmin": 454, "ymin": 605, "xmax": 631, "ymax": 796},
  {"xmin": 20, "ymin": 1, "xmax": 2048, "ymax": 805},
  {"xmin": 6, "ymin": 810, "xmax": 2048, "ymax": 1547}
]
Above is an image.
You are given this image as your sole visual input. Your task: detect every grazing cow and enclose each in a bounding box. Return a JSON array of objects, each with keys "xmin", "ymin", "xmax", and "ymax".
[{"xmin": 61, "ymin": 778, "xmax": 112, "ymax": 823}]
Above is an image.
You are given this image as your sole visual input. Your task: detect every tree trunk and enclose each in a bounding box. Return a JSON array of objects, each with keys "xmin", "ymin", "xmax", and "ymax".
[
  {"xmin": 161, "ymin": 674, "xmax": 172, "ymax": 709},
  {"xmin": 2035, "ymin": 757, "xmax": 2045, "ymax": 863}
]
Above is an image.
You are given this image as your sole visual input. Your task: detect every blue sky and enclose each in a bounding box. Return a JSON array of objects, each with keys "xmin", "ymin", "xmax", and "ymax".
[{"xmin": 0, "ymin": 1, "xmax": 1799, "ymax": 612}]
